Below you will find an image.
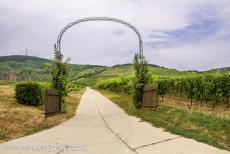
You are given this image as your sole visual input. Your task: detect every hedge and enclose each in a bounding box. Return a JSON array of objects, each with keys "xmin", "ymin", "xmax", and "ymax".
[{"xmin": 15, "ymin": 82, "xmax": 48, "ymax": 106}]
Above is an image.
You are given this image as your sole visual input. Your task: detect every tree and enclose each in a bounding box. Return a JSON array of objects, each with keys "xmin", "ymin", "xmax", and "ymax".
[
  {"xmin": 132, "ymin": 53, "xmax": 149, "ymax": 109},
  {"xmin": 50, "ymin": 47, "xmax": 70, "ymax": 112}
]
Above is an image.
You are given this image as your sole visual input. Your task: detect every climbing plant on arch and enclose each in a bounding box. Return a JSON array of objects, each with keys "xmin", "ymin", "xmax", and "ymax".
[{"xmin": 53, "ymin": 17, "xmax": 149, "ymax": 109}]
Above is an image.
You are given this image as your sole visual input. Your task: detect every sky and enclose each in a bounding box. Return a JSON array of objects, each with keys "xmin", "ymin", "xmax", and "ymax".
[{"xmin": 0, "ymin": 0, "xmax": 230, "ymax": 71}]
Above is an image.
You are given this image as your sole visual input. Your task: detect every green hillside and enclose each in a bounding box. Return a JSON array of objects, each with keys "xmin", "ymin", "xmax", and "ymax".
[
  {"xmin": 0, "ymin": 55, "xmax": 106, "ymax": 82},
  {"xmin": 0, "ymin": 55, "xmax": 51, "ymax": 81},
  {"xmin": 75, "ymin": 64, "xmax": 186, "ymax": 86},
  {"xmin": 1, "ymin": 55, "xmax": 229, "ymax": 86},
  {"xmin": 207, "ymin": 67, "xmax": 230, "ymax": 73}
]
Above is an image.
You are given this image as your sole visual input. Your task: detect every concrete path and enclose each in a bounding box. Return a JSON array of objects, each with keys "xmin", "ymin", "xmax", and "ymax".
[{"xmin": 0, "ymin": 88, "xmax": 229, "ymax": 154}]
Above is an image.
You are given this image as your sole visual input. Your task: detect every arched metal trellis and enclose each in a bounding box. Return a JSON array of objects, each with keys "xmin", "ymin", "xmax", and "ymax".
[{"xmin": 55, "ymin": 17, "xmax": 143, "ymax": 57}]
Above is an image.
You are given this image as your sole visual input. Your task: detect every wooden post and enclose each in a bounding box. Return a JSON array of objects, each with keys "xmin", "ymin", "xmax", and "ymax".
[
  {"xmin": 143, "ymin": 85, "xmax": 159, "ymax": 110},
  {"xmin": 45, "ymin": 89, "xmax": 61, "ymax": 118}
]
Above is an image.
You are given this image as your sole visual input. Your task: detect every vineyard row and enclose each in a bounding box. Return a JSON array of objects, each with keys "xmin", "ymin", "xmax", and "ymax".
[{"xmin": 98, "ymin": 73, "xmax": 230, "ymax": 109}]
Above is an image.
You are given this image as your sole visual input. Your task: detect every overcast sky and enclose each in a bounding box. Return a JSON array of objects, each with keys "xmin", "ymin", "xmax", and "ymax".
[{"xmin": 0, "ymin": 0, "xmax": 230, "ymax": 71}]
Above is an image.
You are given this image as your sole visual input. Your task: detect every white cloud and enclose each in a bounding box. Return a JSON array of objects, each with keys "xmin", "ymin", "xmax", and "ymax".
[
  {"xmin": 148, "ymin": 39, "xmax": 230, "ymax": 71},
  {"xmin": 0, "ymin": 0, "xmax": 230, "ymax": 70}
]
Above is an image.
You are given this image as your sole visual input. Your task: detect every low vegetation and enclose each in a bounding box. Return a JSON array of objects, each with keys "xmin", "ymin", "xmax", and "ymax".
[
  {"xmin": 0, "ymin": 84, "xmax": 84, "ymax": 143},
  {"xmin": 98, "ymin": 73, "xmax": 230, "ymax": 109},
  {"xmin": 155, "ymin": 73, "xmax": 230, "ymax": 109},
  {"xmin": 100, "ymin": 90, "xmax": 230, "ymax": 151},
  {"xmin": 49, "ymin": 50, "xmax": 70, "ymax": 112},
  {"xmin": 15, "ymin": 82, "xmax": 49, "ymax": 106},
  {"xmin": 132, "ymin": 53, "xmax": 150, "ymax": 108}
]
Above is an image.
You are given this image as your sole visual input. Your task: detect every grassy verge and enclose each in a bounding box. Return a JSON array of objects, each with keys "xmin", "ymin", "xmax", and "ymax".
[
  {"xmin": 0, "ymin": 85, "xmax": 85, "ymax": 143},
  {"xmin": 161, "ymin": 97, "xmax": 230, "ymax": 119},
  {"xmin": 100, "ymin": 90, "xmax": 230, "ymax": 151}
]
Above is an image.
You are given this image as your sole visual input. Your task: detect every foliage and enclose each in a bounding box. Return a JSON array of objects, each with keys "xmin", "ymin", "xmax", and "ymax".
[
  {"xmin": 67, "ymin": 83, "xmax": 82, "ymax": 92},
  {"xmin": 49, "ymin": 50, "xmax": 70, "ymax": 112},
  {"xmin": 97, "ymin": 76, "xmax": 134, "ymax": 94},
  {"xmin": 15, "ymin": 82, "xmax": 44, "ymax": 106},
  {"xmin": 151, "ymin": 73, "xmax": 230, "ymax": 108},
  {"xmin": 157, "ymin": 77, "xmax": 170, "ymax": 100},
  {"xmin": 38, "ymin": 82, "xmax": 51, "ymax": 90},
  {"xmin": 98, "ymin": 54, "xmax": 150, "ymax": 109},
  {"xmin": 98, "ymin": 73, "xmax": 230, "ymax": 109},
  {"xmin": 132, "ymin": 53, "xmax": 150, "ymax": 109}
]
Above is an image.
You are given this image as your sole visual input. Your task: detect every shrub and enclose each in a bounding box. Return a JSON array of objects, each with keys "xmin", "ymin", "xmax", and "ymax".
[
  {"xmin": 132, "ymin": 53, "xmax": 150, "ymax": 109},
  {"xmin": 15, "ymin": 82, "xmax": 44, "ymax": 106},
  {"xmin": 68, "ymin": 83, "xmax": 82, "ymax": 92},
  {"xmin": 49, "ymin": 49, "xmax": 70, "ymax": 112}
]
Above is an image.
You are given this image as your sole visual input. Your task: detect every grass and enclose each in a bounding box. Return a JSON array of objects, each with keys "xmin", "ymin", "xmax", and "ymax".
[
  {"xmin": 0, "ymin": 85, "xmax": 85, "ymax": 143},
  {"xmin": 100, "ymin": 90, "xmax": 230, "ymax": 151},
  {"xmin": 161, "ymin": 97, "xmax": 230, "ymax": 119}
]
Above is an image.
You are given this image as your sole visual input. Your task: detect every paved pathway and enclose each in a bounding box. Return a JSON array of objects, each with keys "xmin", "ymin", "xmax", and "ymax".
[{"xmin": 0, "ymin": 88, "xmax": 229, "ymax": 154}]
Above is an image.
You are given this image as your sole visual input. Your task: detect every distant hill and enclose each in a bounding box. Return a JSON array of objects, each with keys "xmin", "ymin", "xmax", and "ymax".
[
  {"xmin": 0, "ymin": 55, "xmax": 106, "ymax": 82},
  {"xmin": 0, "ymin": 55, "xmax": 50, "ymax": 63},
  {"xmin": 0, "ymin": 55, "xmax": 229, "ymax": 85},
  {"xmin": 207, "ymin": 67, "xmax": 230, "ymax": 73},
  {"xmin": 72, "ymin": 64, "xmax": 188, "ymax": 85},
  {"xmin": 0, "ymin": 55, "xmax": 51, "ymax": 81}
]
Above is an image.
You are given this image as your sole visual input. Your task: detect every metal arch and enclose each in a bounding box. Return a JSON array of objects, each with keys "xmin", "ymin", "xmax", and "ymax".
[{"xmin": 56, "ymin": 17, "xmax": 143, "ymax": 57}]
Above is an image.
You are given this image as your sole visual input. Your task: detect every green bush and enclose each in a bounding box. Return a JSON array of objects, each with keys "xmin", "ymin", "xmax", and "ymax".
[
  {"xmin": 132, "ymin": 53, "xmax": 150, "ymax": 109},
  {"xmin": 68, "ymin": 83, "xmax": 82, "ymax": 92},
  {"xmin": 49, "ymin": 50, "xmax": 70, "ymax": 112},
  {"xmin": 15, "ymin": 82, "xmax": 44, "ymax": 106}
]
